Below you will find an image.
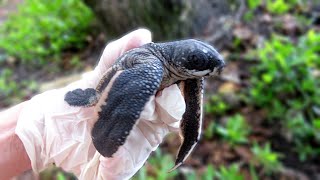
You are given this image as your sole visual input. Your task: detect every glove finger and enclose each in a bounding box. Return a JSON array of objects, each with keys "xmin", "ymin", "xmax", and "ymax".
[
  {"xmin": 99, "ymin": 120, "xmax": 158, "ymax": 180},
  {"xmin": 73, "ymin": 28, "xmax": 152, "ymax": 89},
  {"xmin": 155, "ymin": 84, "xmax": 186, "ymax": 130},
  {"xmin": 97, "ymin": 85, "xmax": 185, "ymax": 179},
  {"xmin": 96, "ymin": 28, "xmax": 152, "ymax": 76}
]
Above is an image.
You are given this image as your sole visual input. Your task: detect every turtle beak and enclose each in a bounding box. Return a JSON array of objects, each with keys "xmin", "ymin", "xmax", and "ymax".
[
  {"xmin": 206, "ymin": 54, "xmax": 225, "ymax": 77},
  {"xmin": 217, "ymin": 62, "xmax": 225, "ymax": 75},
  {"xmin": 216, "ymin": 54, "xmax": 225, "ymax": 75}
]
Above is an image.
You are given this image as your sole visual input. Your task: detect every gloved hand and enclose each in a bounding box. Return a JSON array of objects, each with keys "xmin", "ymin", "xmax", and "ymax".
[{"xmin": 15, "ymin": 29, "xmax": 186, "ymax": 180}]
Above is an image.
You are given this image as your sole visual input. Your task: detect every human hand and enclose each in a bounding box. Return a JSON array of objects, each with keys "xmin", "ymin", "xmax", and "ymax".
[{"xmin": 15, "ymin": 29, "xmax": 186, "ymax": 180}]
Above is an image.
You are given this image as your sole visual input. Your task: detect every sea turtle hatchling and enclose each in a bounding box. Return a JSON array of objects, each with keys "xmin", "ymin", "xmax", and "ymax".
[{"xmin": 64, "ymin": 39, "xmax": 225, "ymax": 171}]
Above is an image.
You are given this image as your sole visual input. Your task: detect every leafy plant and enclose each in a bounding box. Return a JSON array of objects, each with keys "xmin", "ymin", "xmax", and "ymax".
[
  {"xmin": 249, "ymin": 163, "xmax": 259, "ymax": 180},
  {"xmin": 204, "ymin": 121, "xmax": 216, "ymax": 140},
  {"xmin": 249, "ymin": 30, "xmax": 320, "ymax": 160},
  {"xmin": 133, "ymin": 150, "xmax": 178, "ymax": 180},
  {"xmin": 266, "ymin": 0, "xmax": 290, "ymax": 14},
  {"xmin": 251, "ymin": 142, "xmax": 282, "ymax": 174},
  {"xmin": 201, "ymin": 165, "xmax": 217, "ymax": 180},
  {"xmin": 294, "ymin": 143, "xmax": 320, "ymax": 162},
  {"xmin": 216, "ymin": 114, "xmax": 251, "ymax": 146},
  {"xmin": 247, "ymin": 0, "xmax": 262, "ymax": 10},
  {"xmin": 0, "ymin": 69, "xmax": 18, "ymax": 97},
  {"xmin": 200, "ymin": 164, "xmax": 244, "ymax": 180},
  {"xmin": 246, "ymin": 0, "xmax": 300, "ymax": 14},
  {"xmin": 39, "ymin": 166, "xmax": 76, "ymax": 180},
  {"xmin": 205, "ymin": 95, "xmax": 231, "ymax": 116},
  {"xmin": 0, "ymin": 68, "xmax": 38, "ymax": 106},
  {"xmin": 0, "ymin": 0, "xmax": 93, "ymax": 65},
  {"xmin": 185, "ymin": 171, "xmax": 197, "ymax": 180},
  {"xmin": 134, "ymin": 166, "xmax": 148, "ymax": 180},
  {"xmin": 216, "ymin": 164, "xmax": 244, "ymax": 180},
  {"xmin": 285, "ymin": 114, "xmax": 320, "ymax": 161}
]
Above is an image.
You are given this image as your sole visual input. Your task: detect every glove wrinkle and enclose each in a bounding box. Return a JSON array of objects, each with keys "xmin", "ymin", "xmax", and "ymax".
[{"xmin": 16, "ymin": 84, "xmax": 185, "ymax": 179}]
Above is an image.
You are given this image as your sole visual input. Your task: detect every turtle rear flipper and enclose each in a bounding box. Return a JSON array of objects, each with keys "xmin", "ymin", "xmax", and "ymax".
[
  {"xmin": 64, "ymin": 68, "xmax": 118, "ymax": 107},
  {"xmin": 65, "ymin": 88, "xmax": 100, "ymax": 107},
  {"xmin": 169, "ymin": 78, "xmax": 204, "ymax": 171},
  {"xmin": 92, "ymin": 62, "xmax": 164, "ymax": 157}
]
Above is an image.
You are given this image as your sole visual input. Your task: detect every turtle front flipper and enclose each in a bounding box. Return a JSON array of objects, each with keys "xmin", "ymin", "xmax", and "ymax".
[
  {"xmin": 92, "ymin": 63, "xmax": 164, "ymax": 157},
  {"xmin": 170, "ymin": 78, "xmax": 204, "ymax": 171},
  {"xmin": 64, "ymin": 88, "xmax": 100, "ymax": 107}
]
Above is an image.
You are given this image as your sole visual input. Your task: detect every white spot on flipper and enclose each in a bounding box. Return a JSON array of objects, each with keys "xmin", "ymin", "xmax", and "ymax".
[{"xmin": 202, "ymin": 49, "xmax": 208, "ymax": 53}]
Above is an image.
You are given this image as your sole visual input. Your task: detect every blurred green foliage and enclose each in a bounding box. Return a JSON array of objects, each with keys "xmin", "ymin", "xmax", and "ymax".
[
  {"xmin": 0, "ymin": 0, "xmax": 93, "ymax": 65},
  {"xmin": 251, "ymin": 142, "xmax": 282, "ymax": 174},
  {"xmin": 215, "ymin": 164, "xmax": 244, "ymax": 180},
  {"xmin": 249, "ymin": 164, "xmax": 259, "ymax": 180},
  {"xmin": 216, "ymin": 114, "xmax": 251, "ymax": 146},
  {"xmin": 204, "ymin": 114, "xmax": 251, "ymax": 145},
  {"xmin": 134, "ymin": 150, "xmax": 245, "ymax": 180},
  {"xmin": 246, "ymin": 0, "xmax": 301, "ymax": 14},
  {"xmin": 0, "ymin": 68, "xmax": 38, "ymax": 105},
  {"xmin": 204, "ymin": 120, "xmax": 216, "ymax": 140},
  {"xmin": 39, "ymin": 166, "xmax": 77, "ymax": 180},
  {"xmin": 265, "ymin": 0, "xmax": 295, "ymax": 14},
  {"xmin": 202, "ymin": 164, "xmax": 252, "ymax": 180},
  {"xmin": 0, "ymin": 69, "xmax": 18, "ymax": 97},
  {"xmin": 204, "ymin": 16, "xmax": 319, "ymax": 177},
  {"xmin": 205, "ymin": 95, "xmax": 231, "ymax": 116},
  {"xmin": 201, "ymin": 165, "xmax": 216, "ymax": 180},
  {"xmin": 247, "ymin": 0, "xmax": 262, "ymax": 10},
  {"xmin": 244, "ymin": 0, "xmax": 302, "ymax": 21},
  {"xmin": 133, "ymin": 150, "xmax": 178, "ymax": 180},
  {"xmin": 249, "ymin": 30, "xmax": 320, "ymax": 160},
  {"xmin": 147, "ymin": 150, "xmax": 178, "ymax": 180}
]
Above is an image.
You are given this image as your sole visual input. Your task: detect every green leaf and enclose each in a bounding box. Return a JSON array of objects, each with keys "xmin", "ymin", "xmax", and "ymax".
[
  {"xmin": 312, "ymin": 119, "xmax": 320, "ymax": 130},
  {"xmin": 251, "ymin": 142, "xmax": 282, "ymax": 174},
  {"xmin": 247, "ymin": 0, "xmax": 262, "ymax": 10},
  {"xmin": 216, "ymin": 114, "xmax": 251, "ymax": 146},
  {"xmin": 202, "ymin": 165, "xmax": 217, "ymax": 180},
  {"xmin": 262, "ymin": 73, "xmax": 273, "ymax": 84}
]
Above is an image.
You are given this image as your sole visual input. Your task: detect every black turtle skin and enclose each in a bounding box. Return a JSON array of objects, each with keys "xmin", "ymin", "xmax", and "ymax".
[{"xmin": 64, "ymin": 39, "xmax": 225, "ymax": 171}]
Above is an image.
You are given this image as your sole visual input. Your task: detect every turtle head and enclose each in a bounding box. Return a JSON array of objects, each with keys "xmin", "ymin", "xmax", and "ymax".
[{"xmin": 170, "ymin": 39, "xmax": 225, "ymax": 78}]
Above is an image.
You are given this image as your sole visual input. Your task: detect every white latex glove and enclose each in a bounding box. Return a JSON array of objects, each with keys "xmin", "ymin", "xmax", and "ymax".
[{"xmin": 15, "ymin": 29, "xmax": 186, "ymax": 180}]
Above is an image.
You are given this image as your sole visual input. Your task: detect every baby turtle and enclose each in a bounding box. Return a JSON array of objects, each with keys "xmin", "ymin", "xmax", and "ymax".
[{"xmin": 64, "ymin": 39, "xmax": 225, "ymax": 171}]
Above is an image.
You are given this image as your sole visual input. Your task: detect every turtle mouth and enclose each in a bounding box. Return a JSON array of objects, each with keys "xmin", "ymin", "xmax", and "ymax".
[
  {"xmin": 217, "ymin": 63, "xmax": 225, "ymax": 75},
  {"xmin": 205, "ymin": 64, "xmax": 225, "ymax": 77}
]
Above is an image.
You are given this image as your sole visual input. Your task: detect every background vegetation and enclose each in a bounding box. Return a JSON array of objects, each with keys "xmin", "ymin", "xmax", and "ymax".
[{"xmin": 0, "ymin": 0, "xmax": 319, "ymax": 179}]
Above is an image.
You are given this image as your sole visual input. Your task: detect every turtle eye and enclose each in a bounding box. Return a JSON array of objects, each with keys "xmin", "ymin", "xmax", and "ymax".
[{"xmin": 187, "ymin": 52, "xmax": 208, "ymax": 70}]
